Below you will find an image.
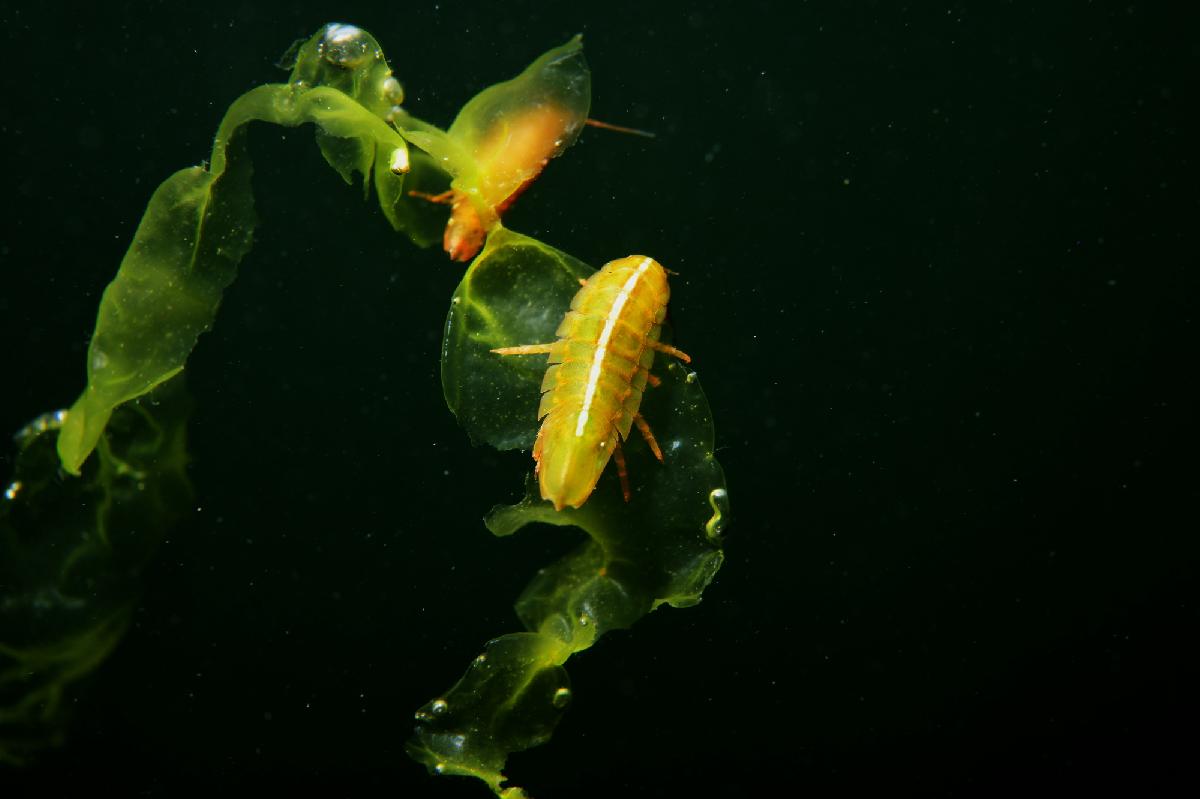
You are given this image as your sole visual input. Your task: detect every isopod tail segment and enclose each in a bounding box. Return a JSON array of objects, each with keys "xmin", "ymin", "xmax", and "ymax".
[
  {"xmin": 490, "ymin": 255, "xmax": 692, "ymax": 509},
  {"xmin": 407, "ymin": 188, "xmax": 488, "ymax": 262}
]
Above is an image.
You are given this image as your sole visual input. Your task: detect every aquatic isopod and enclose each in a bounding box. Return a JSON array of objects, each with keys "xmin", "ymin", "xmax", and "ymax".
[
  {"xmin": 492, "ymin": 255, "xmax": 691, "ymax": 509},
  {"xmin": 412, "ymin": 103, "xmax": 581, "ymax": 261}
]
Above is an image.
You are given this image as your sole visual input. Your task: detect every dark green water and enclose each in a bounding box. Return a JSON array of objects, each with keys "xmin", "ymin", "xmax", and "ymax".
[{"xmin": 1, "ymin": 1, "xmax": 1193, "ymax": 796}]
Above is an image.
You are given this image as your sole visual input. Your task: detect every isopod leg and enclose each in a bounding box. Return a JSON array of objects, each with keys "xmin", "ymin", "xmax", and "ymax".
[
  {"xmin": 491, "ymin": 343, "xmax": 555, "ymax": 355},
  {"xmin": 612, "ymin": 439, "xmax": 632, "ymax": 503},
  {"xmin": 649, "ymin": 340, "xmax": 692, "ymax": 363},
  {"xmin": 407, "ymin": 188, "xmax": 456, "ymax": 205},
  {"xmin": 633, "ymin": 414, "xmax": 664, "ymax": 462}
]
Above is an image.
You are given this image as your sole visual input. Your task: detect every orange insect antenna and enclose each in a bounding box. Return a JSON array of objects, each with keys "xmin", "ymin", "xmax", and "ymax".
[{"xmin": 584, "ymin": 117, "xmax": 657, "ymax": 139}]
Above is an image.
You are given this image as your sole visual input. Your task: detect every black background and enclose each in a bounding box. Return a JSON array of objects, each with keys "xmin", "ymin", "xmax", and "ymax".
[{"xmin": 1, "ymin": 1, "xmax": 1194, "ymax": 796}]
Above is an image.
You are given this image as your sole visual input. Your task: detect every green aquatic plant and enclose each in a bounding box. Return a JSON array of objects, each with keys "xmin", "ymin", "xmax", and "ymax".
[
  {"xmin": 2, "ymin": 22, "xmax": 728, "ymax": 796},
  {"xmin": 0, "ymin": 380, "xmax": 191, "ymax": 764},
  {"xmin": 55, "ymin": 24, "xmax": 431, "ymax": 476},
  {"xmin": 412, "ymin": 227, "xmax": 728, "ymax": 796}
]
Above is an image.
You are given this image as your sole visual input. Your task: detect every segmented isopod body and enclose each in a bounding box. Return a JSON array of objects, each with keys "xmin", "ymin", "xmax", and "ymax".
[{"xmin": 493, "ymin": 255, "xmax": 691, "ymax": 510}]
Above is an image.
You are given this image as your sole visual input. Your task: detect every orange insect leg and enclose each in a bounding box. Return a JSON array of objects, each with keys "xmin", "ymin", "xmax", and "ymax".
[
  {"xmin": 612, "ymin": 438, "xmax": 632, "ymax": 503},
  {"xmin": 407, "ymin": 188, "xmax": 456, "ymax": 205},
  {"xmin": 643, "ymin": 370, "xmax": 662, "ymax": 388},
  {"xmin": 492, "ymin": 343, "xmax": 555, "ymax": 356},
  {"xmin": 633, "ymin": 414, "xmax": 664, "ymax": 462},
  {"xmin": 649, "ymin": 340, "xmax": 691, "ymax": 363}
]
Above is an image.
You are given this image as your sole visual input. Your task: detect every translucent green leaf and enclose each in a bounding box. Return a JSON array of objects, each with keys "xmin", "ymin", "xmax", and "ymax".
[
  {"xmin": 1, "ymin": 378, "xmax": 192, "ymax": 764},
  {"xmin": 441, "ymin": 226, "xmax": 594, "ymax": 450},
  {"xmin": 56, "ymin": 24, "xmax": 434, "ymax": 475}
]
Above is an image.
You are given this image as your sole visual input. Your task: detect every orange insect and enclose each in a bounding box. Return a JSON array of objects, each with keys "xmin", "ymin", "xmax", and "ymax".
[
  {"xmin": 414, "ymin": 104, "xmax": 581, "ymax": 261},
  {"xmin": 401, "ymin": 37, "xmax": 655, "ymax": 263},
  {"xmin": 492, "ymin": 255, "xmax": 691, "ymax": 510},
  {"xmin": 414, "ymin": 114, "xmax": 652, "ymax": 262}
]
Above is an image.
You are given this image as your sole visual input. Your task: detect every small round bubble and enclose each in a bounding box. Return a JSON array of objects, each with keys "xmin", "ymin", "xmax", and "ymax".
[
  {"xmin": 382, "ymin": 75, "xmax": 404, "ymax": 103},
  {"xmin": 320, "ymin": 24, "xmax": 373, "ymax": 68},
  {"xmin": 552, "ymin": 687, "xmax": 572, "ymax": 709},
  {"xmin": 430, "ymin": 698, "xmax": 449, "ymax": 716}
]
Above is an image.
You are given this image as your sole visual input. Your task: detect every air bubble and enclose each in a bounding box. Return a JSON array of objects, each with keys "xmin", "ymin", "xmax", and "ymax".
[
  {"xmin": 319, "ymin": 24, "xmax": 373, "ymax": 68},
  {"xmin": 3, "ymin": 481, "xmax": 21, "ymax": 501},
  {"xmin": 430, "ymin": 698, "xmax": 449, "ymax": 716},
  {"xmin": 552, "ymin": 687, "xmax": 572, "ymax": 709},
  {"xmin": 15, "ymin": 409, "xmax": 68, "ymax": 447},
  {"xmin": 382, "ymin": 75, "xmax": 404, "ymax": 103}
]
